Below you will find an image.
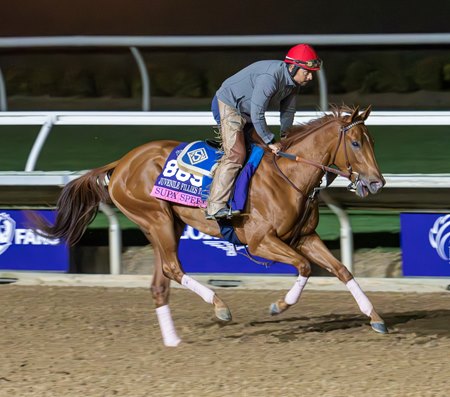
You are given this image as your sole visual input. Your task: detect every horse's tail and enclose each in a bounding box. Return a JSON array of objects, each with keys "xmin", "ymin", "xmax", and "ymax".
[{"xmin": 34, "ymin": 161, "xmax": 119, "ymax": 246}]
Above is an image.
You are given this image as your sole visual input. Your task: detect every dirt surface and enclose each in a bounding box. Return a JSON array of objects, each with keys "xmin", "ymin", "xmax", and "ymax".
[{"xmin": 1, "ymin": 285, "xmax": 449, "ymax": 397}]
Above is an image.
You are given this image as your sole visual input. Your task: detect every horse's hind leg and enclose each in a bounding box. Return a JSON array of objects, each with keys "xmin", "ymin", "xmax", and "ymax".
[
  {"xmin": 300, "ymin": 233, "xmax": 388, "ymax": 334},
  {"xmin": 152, "ymin": 218, "xmax": 232, "ymax": 323},
  {"xmin": 150, "ymin": 241, "xmax": 181, "ymax": 347},
  {"xmin": 118, "ymin": 208, "xmax": 231, "ymax": 345},
  {"xmin": 111, "ymin": 203, "xmax": 182, "ymax": 346}
]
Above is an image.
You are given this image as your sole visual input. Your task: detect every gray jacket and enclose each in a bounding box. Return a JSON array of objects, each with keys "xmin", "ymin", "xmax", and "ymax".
[{"xmin": 216, "ymin": 60, "xmax": 299, "ymax": 144}]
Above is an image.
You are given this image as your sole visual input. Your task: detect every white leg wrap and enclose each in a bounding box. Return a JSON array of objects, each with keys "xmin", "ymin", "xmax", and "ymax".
[
  {"xmin": 155, "ymin": 305, "xmax": 181, "ymax": 347},
  {"xmin": 181, "ymin": 274, "xmax": 215, "ymax": 304},
  {"xmin": 284, "ymin": 275, "xmax": 309, "ymax": 305},
  {"xmin": 346, "ymin": 279, "xmax": 374, "ymax": 317}
]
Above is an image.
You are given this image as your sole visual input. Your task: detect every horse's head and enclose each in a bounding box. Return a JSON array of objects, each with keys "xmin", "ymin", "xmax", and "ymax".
[{"xmin": 333, "ymin": 105, "xmax": 385, "ymax": 197}]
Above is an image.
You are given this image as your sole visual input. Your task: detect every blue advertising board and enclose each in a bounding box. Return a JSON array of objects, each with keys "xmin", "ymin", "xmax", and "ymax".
[
  {"xmin": 400, "ymin": 213, "xmax": 450, "ymax": 277},
  {"xmin": 178, "ymin": 225, "xmax": 297, "ymax": 274},
  {"xmin": 0, "ymin": 209, "xmax": 69, "ymax": 272}
]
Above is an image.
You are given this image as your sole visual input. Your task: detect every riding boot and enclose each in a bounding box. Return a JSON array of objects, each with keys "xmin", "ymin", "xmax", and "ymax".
[{"xmin": 206, "ymin": 161, "xmax": 242, "ymax": 219}]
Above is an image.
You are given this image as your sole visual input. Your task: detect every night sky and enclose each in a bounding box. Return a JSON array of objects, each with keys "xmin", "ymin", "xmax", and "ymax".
[{"xmin": 1, "ymin": 0, "xmax": 449, "ymax": 36}]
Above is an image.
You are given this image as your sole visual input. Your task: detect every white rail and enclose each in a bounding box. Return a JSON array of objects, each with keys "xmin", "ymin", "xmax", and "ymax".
[
  {"xmin": 2, "ymin": 110, "xmax": 450, "ymax": 125},
  {"xmin": 0, "ymin": 111, "xmax": 449, "ymax": 173},
  {"xmin": 1, "ymin": 34, "xmax": 450, "ymax": 47},
  {"xmin": 2, "ymin": 171, "xmax": 449, "ymax": 275}
]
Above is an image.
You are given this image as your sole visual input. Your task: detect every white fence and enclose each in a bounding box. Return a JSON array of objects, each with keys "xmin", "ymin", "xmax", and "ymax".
[
  {"xmin": 1, "ymin": 110, "xmax": 449, "ymax": 172},
  {"xmin": 1, "ymin": 111, "xmax": 450, "ymax": 273}
]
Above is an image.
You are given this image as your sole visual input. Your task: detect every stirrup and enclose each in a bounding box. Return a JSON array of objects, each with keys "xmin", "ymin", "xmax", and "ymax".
[{"xmin": 205, "ymin": 207, "xmax": 240, "ymax": 220}]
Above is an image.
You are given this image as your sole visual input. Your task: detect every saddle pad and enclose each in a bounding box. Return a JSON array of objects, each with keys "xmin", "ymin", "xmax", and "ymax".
[
  {"xmin": 177, "ymin": 141, "xmax": 222, "ymax": 177},
  {"xmin": 150, "ymin": 143, "xmax": 207, "ymax": 208}
]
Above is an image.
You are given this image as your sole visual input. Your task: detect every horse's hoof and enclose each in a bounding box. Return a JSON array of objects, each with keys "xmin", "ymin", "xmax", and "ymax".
[
  {"xmin": 270, "ymin": 302, "xmax": 281, "ymax": 316},
  {"xmin": 164, "ymin": 338, "xmax": 182, "ymax": 347},
  {"xmin": 371, "ymin": 321, "xmax": 389, "ymax": 334},
  {"xmin": 215, "ymin": 307, "xmax": 232, "ymax": 322}
]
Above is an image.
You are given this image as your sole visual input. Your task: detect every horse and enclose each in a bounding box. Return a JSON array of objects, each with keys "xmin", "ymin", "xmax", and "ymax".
[{"xmin": 34, "ymin": 104, "xmax": 387, "ymax": 347}]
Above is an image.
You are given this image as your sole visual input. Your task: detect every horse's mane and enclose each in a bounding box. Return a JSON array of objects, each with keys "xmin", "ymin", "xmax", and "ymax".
[{"xmin": 281, "ymin": 104, "xmax": 357, "ymax": 149}]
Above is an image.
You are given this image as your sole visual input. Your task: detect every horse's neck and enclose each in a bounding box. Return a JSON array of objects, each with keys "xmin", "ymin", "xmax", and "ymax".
[{"xmin": 286, "ymin": 121, "xmax": 339, "ymax": 191}]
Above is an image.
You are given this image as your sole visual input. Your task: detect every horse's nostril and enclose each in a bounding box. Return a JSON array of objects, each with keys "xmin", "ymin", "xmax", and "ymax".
[{"xmin": 370, "ymin": 181, "xmax": 383, "ymax": 193}]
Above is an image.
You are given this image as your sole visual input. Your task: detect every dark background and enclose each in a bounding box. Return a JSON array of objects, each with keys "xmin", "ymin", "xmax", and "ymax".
[
  {"xmin": 1, "ymin": 0, "xmax": 450, "ymax": 36},
  {"xmin": 1, "ymin": 1, "xmax": 450, "ymax": 112}
]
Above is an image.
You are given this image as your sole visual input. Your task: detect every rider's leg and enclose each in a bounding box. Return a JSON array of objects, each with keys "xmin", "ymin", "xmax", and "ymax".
[{"xmin": 207, "ymin": 100, "xmax": 246, "ymax": 218}]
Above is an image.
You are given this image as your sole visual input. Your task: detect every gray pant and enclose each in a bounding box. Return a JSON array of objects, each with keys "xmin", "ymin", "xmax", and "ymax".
[{"xmin": 207, "ymin": 100, "xmax": 247, "ymax": 215}]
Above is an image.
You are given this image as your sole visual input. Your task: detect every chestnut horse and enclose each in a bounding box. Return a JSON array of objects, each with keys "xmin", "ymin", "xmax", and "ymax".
[{"xmin": 36, "ymin": 105, "xmax": 387, "ymax": 346}]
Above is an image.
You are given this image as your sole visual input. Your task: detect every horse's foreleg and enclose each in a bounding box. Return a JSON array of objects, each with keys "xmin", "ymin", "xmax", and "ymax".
[
  {"xmin": 269, "ymin": 273, "xmax": 310, "ymax": 316},
  {"xmin": 299, "ymin": 233, "xmax": 388, "ymax": 334},
  {"xmin": 248, "ymin": 234, "xmax": 311, "ymax": 316}
]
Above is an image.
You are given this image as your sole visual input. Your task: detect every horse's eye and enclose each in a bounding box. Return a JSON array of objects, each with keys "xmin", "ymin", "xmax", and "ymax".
[{"xmin": 351, "ymin": 141, "xmax": 360, "ymax": 148}]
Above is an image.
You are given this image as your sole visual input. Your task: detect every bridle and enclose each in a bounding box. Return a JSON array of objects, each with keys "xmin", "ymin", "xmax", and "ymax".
[{"xmin": 274, "ymin": 119, "xmax": 365, "ymax": 193}]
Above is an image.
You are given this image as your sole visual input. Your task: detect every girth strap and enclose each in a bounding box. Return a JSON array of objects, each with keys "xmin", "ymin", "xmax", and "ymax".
[
  {"xmin": 288, "ymin": 186, "xmax": 321, "ymax": 248},
  {"xmin": 272, "ymin": 153, "xmax": 327, "ymax": 248}
]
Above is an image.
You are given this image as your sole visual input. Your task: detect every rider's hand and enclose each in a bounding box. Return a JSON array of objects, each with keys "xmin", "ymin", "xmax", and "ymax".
[{"xmin": 268, "ymin": 142, "xmax": 282, "ymax": 155}]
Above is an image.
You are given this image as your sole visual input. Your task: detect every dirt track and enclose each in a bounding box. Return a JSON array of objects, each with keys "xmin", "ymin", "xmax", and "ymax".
[{"xmin": 1, "ymin": 285, "xmax": 449, "ymax": 397}]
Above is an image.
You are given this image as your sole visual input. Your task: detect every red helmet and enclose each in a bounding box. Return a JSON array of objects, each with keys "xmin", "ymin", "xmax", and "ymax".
[{"xmin": 284, "ymin": 44, "xmax": 322, "ymax": 71}]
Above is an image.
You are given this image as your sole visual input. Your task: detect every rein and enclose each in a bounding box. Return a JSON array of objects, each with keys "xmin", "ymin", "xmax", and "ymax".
[
  {"xmin": 277, "ymin": 151, "xmax": 350, "ymax": 179},
  {"xmin": 275, "ymin": 119, "xmax": 365, "ymax": 190}
]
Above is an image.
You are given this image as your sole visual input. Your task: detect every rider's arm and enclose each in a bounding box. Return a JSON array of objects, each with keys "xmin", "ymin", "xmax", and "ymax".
[
  {"xmin": 250, "ymin": 75, "xmax": 277, "ymax": 145},
  {"xmin": 280, "ymin": 91, "xmax": 297, "ymax": 134}
]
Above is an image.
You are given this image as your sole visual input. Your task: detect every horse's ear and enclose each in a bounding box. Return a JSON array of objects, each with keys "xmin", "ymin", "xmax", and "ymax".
[
  {"xmin": 360, "ymin": 105, "xmax": 372, "ymax": 121},
  {"xmin": 350, "ymin": 105, "xmax": 360, "ymax": 122}
]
